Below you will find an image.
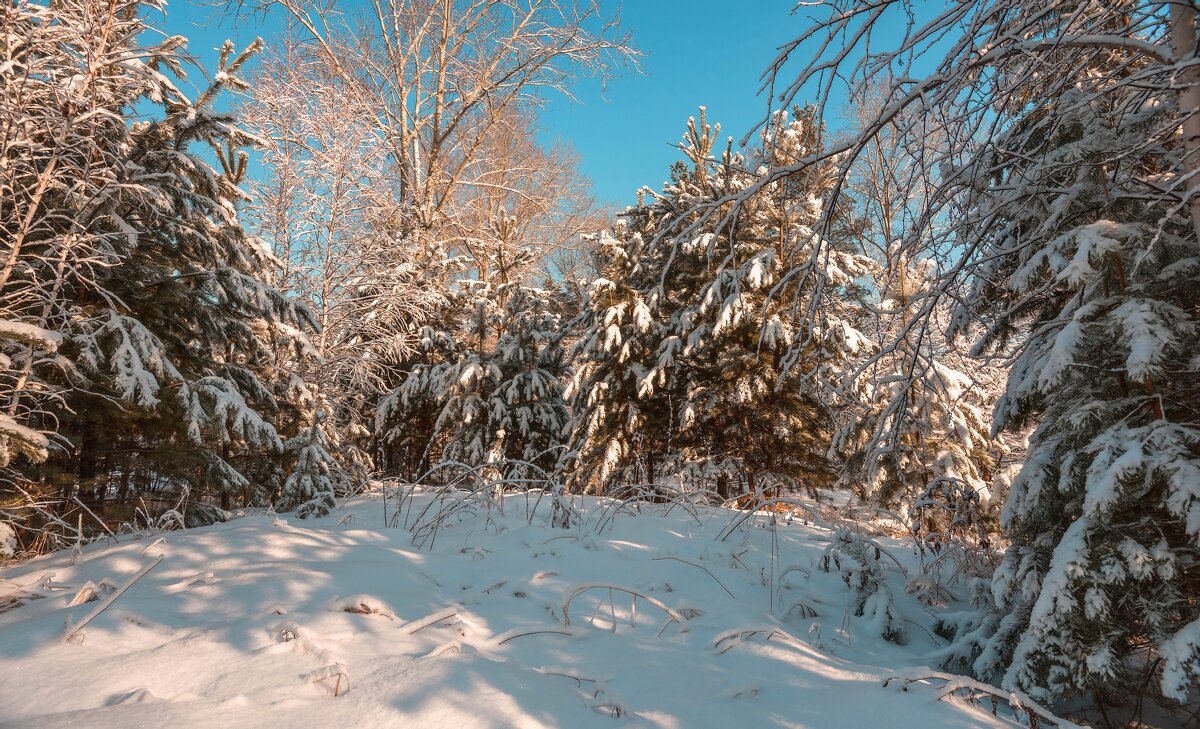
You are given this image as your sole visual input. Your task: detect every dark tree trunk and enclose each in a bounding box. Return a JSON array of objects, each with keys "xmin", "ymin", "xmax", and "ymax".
[
  {"xmin": 717, "ymin": 473, "xmax": 730, "ymax": 501},
  {"xmin": 75, "ymin": 431, "xmax": 99, "ymax": 504}
]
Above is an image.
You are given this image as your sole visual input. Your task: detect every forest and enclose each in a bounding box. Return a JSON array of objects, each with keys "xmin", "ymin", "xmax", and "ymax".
[{"xmin": 1, "ymin": 0, "xmax": 1199, "ymax": 727}]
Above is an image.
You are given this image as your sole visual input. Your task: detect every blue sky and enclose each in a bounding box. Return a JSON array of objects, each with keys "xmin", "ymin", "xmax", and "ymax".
[
  {"xmin": 536, "ymin": 2, "xmax": 829, "ymax": 206},
  {"xmin": 164, "ymin": 1, "xmax": 834, "ymax": 208}
]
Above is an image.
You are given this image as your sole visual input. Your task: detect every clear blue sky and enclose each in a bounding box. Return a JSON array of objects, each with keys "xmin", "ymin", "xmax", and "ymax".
[
  {"xmin": 536, "ymin": 2, "xmax": 831, "ymax": 207},
  {"xmin": 163, "ymin": 1, "xmax": 836, "ymax": 209}
]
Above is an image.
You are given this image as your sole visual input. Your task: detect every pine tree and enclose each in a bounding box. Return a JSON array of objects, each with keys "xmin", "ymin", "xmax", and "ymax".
[
  {"xmin": 840, "ymin": 251, "xmax": 1004, "ymax": 548},
  {"xmin": 375, "ymin": 319, "xmax": 460, "ymax": 480},
  {"xmin": 668, "ymin": 107, "xmax": 871, "ymax": 499},
  {"xmin": 941, "ymin": 44, "xmax": 1200, "ymax": 705},
  {"xmin": 437, "ymin": 286, "xmax": 571, "ymax": 480},
  {"xmin": 1, "ymin": 0, "xmax": 317, "ymax": 535},
  {"xmin": 277, "ymin": 402, "xmax": 347, "ymax": 519},
  {"xmin": 377, "ymin": 284, "xmax": 570, "ymax": 484},
  {"xmin": 0, "ymin": 0, "xmax": 150, "ymax": 476},
  {"xmin": 566, "ymin": 108, "xmax": 871, "ymax": 499},
  {"xmin": 564, "ymin": 218, "xmax": 680, "ymax": 494},
  {"xmin": 63, "ymin": 36, "xmax": 314, "ymax": 511}
]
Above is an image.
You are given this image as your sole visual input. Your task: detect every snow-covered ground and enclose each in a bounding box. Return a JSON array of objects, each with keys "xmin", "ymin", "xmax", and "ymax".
[{"xmin": 0, "ymin": 489, "xmax": 1070, "ymax": 728}]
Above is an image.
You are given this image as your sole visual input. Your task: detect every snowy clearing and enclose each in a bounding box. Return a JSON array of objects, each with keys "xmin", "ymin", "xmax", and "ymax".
[{"xmin": 0, "ymin": 490, "xmax": 1072, "ymax": 728}]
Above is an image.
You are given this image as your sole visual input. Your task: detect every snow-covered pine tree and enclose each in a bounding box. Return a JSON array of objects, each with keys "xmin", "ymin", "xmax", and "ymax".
[
  {"xmin": 438, "ymin": 286, "xmax": 570, "ymax": 479},
  {"xmin": 1, "ymin": 0, "xmax": 317, "ymax": 532},
  {"xmin": 752, "ymin": 0, "xmax": 1200, "ymax": 707},
  {"xmin": 65, "ymin": 37, "xmax": 315, "ymax": 512},
  {"xmin": 840, "ymin": 250, "xmax": 1004, "ymax": 549},
  {"xmin": 377, "ymin": 284, "xmax": 570, "ymax": 484},
  {"xmin": 563, "ymin": 216, "xmax": 680, "ymax": 494},
  {"xmin": 566, "ymin": 108, "xmax": 871, "ymax": 500},
  {"xmin": 934, "ymin": 10, "xmax": 1200, "ymax": 705},
  {"xmin": 374, "ymin": 319, "xmax": 460, "ymax": 480},
  {"xmin": 371, "ymin": 216, "xmax": 515, "ymax": 483},
  {"xmin": 276, "ymin": 398, "xmax": 347, "ymax": 518},
  {"xmin": 666, "ymin": 107, "xmax": 872, "ymax": 500}
]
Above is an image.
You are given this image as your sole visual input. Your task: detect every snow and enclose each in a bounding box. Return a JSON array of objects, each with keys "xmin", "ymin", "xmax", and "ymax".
[
  {"xmin": 0, "ymin": 413, "xmax": 50, "ymax": 462},
  {"xmin": 0, "ymin": 319, "xmax": 61, "ymax": 351},
  {"xmin": 0, "ymin": 522, "xmax": 15, "ymax": 561},
  {"xmin": 1112, "ymin": 299, "xmax": 1177, "ymax": 381},
  {"xmin": 1162, "ymin": 618, "xmax": 1200, "ymax": 702},
  {"xmin": 0, "ymin": 491, "xmax": 1068, "ymax": 728}
]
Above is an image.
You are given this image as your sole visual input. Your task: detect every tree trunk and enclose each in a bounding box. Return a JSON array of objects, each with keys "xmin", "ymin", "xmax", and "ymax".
[
  {"xmin": 77, "ymin": 431, "xmax": 99, "ymax": 504},
  {"xmin": 716, "ymin": 473, "xmax": 730, "ymax": 501},
  {"xmin": 1171, "ymin": 1, "xmax": 1200, "ymax": 241},
  {"xmin": 116, "ymin": 462, "xmax": 132, "ymax": 504}
]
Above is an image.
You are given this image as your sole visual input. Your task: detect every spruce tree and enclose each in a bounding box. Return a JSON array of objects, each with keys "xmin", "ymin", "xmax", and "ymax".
[
  {"xmin": 377, "ymin": 283, "xmax": 570, "ymax": 484},
  {"xmin": 277, "ymin": 403, "xmax": 346, "ymax": 519},
  {"xmin": 667, "ymin": 108, "xmax": 871, "ymax": 499},
  {"xmin": 564, "ymin": 217, "xmax": 681, "ymax": 494},
  {"xmin": 436, "ymin": 286, "xmax": 571, "ymax": 480}
]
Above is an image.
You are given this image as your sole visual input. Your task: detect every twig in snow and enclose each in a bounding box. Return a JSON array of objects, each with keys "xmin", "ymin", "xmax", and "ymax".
[
  {"xmin": 399, "ymin": 606, "xmax": 459, "ymax": 634},
  {"xmin": 561, "ymin": 583, "xmax": 690, "ymax": 636},
  {"xmin": 651, "ymin": 556, "xmax": 737, "ymax": 598},
  {"xmin": 534, "ymin": 668, "xmax": 597, "ymax": 685},
  {"xmin": 495, "ymin": 627, "xmax": 576, "ymax": 645},
  {"xmin": 713, "ymin": 626, "xmax": 807, "ymax": 655},
  {"xmin": 306, "ymin": 663, "xmax": 350, "ymax": 697}
]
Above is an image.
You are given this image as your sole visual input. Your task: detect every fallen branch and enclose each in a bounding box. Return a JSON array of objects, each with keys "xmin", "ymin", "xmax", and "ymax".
[
  {"xmin": 494, "ymin": 627, "xmax": 577, "ymax": 645},
  {"xmin": 399, "ymin": 606, "xmax": 459, "ymax": 634},
  {"xmin": 882, "ymin": 669, "xmax": 1082, "ymax": 728},
  {"xmin": 534, "ymin": 667, "xmax": 598, "ymax": 685},
  {"xmin": 63, "ymin": 556, "xmax": 162, "ymax": 642}
]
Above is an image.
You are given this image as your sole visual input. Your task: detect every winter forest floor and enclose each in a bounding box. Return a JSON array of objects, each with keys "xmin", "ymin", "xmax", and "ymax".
[{"xmin": 0, "ymin": 489, "xmax": 1078, "ymax": 728}]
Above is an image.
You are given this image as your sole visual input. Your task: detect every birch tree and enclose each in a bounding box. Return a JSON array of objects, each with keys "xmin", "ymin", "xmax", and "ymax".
[{"xmin": 235, "ymin": 0, "xmax": 633, "ymax": 243}]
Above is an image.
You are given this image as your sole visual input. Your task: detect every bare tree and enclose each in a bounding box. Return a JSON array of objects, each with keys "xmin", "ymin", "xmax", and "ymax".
[
  {"xmin": 232, "ymin": 0, "xmax": 635, "ymax": 240},
  {"xmin": 244, "ymin": 34, "xmax": 444, "ymax": 405},
  {"xmin": 237, "ymin": 4, "xmax": 627, "ymax": 482}
]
